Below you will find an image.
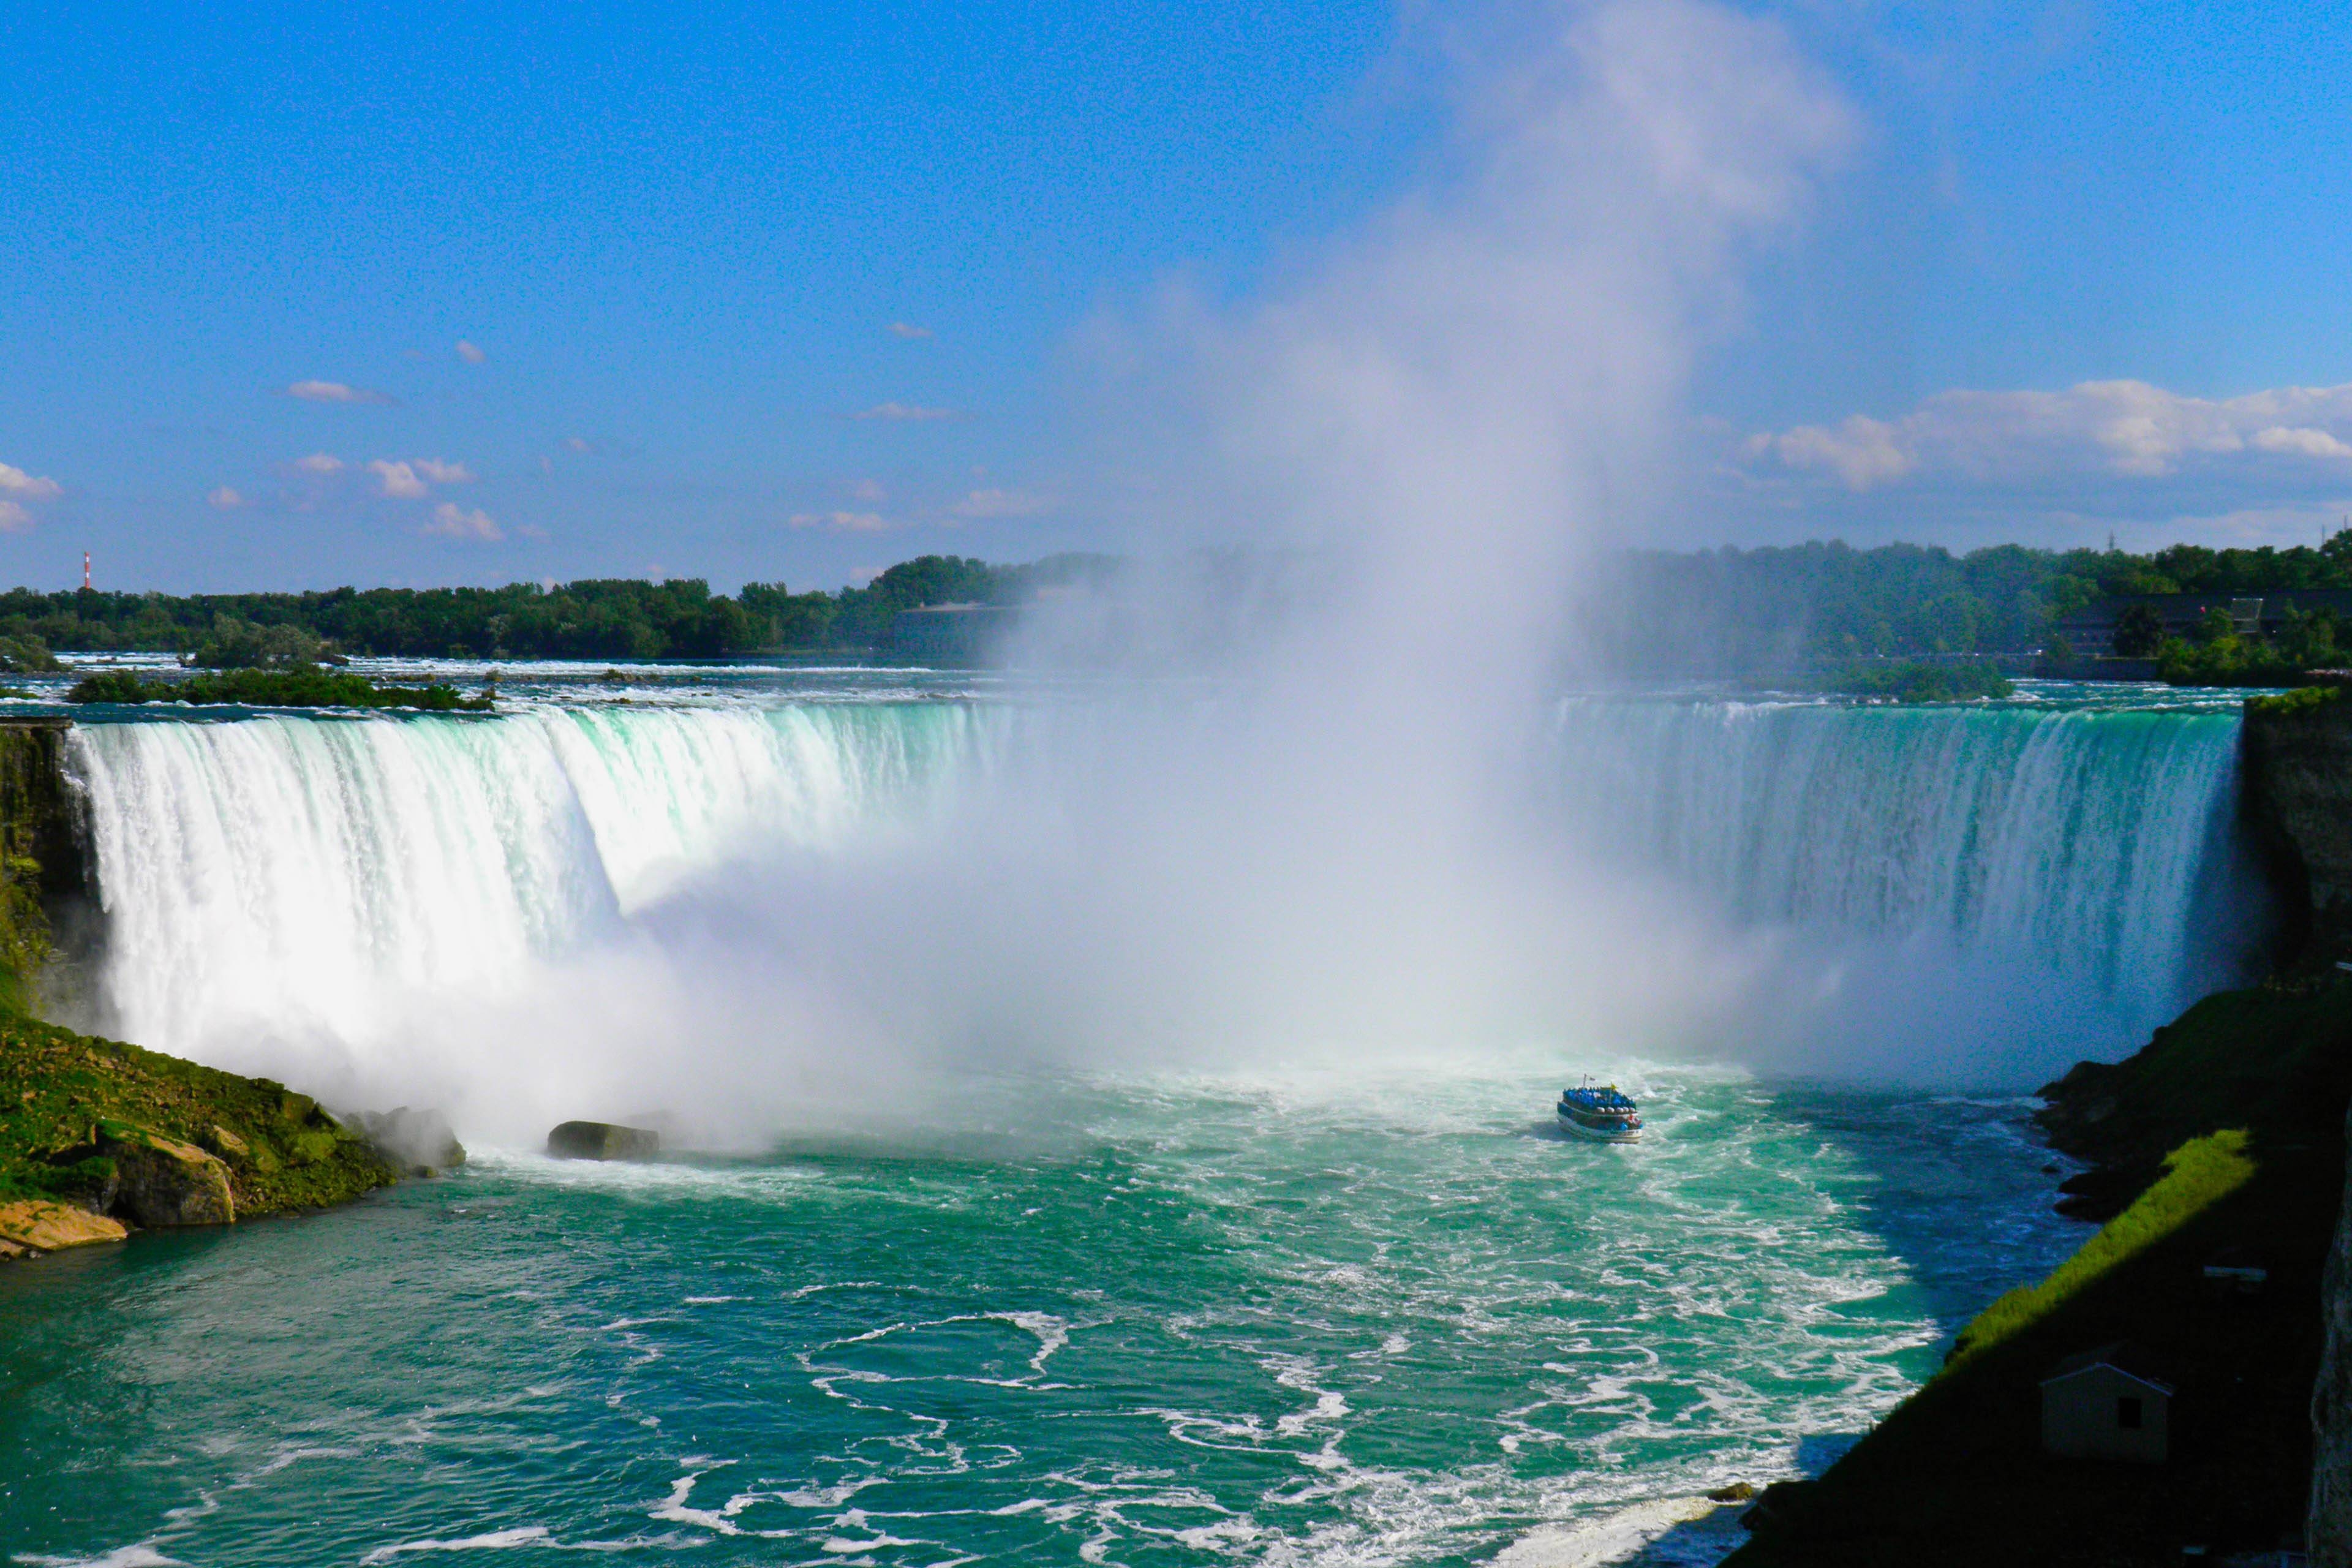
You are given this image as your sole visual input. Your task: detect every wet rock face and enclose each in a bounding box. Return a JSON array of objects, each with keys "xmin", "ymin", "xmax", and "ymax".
[
  {"xmin": 99, "ymin": 1125, "xmax": 235, "ymax": 1227},
  {"xmin": 546, "ymin": 1120, "xmax": 659, "ymax": 1161},
  {"xmin": 2313, "ymin": 1099, "xmax": 2352, "ymax": 1567}
]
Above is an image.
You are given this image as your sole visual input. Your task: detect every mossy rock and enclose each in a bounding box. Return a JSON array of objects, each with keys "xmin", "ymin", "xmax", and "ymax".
[{"xmin": 1, "ymin": 1017, "xmax": 396, "ymax": 1223}]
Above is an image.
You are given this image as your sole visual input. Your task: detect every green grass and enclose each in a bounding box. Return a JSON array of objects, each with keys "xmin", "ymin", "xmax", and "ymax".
[
  {"xmin": 65, "ymin": 668, "xmax": 491, "ymax": 712},
  {"xmin": 1945, "ymin": 1131, "xmax": 2255, "ymax": 1367},
  {"xmin": 1, "ymin": 1014, "xmax": 395, "ymax": 1217}
]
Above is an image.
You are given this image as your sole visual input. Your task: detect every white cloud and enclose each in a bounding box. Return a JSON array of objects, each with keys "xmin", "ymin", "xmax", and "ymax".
[
  {"xmin": 850, "ymin": 478, "xmax": 887, "ymax": 502},
  {"xmin": 787, "ymin": 510, "xmax": 891, "ymax": 532},
  {"xmin": 368, "ymin": 459, "xmax": 429, "ymax": 500},
  {"xmin": 286, "ymin": 380, "xmax": 394, "ymax": 405},
  {"xmin": 0, "ymin": 462, "xmax": 62, "ymax": 499},
  {"xmin": 564, "ymin": 435, "xmax": 594, "ymax": 453},
  {"xmin": 410, "ymin": 458, "xmax": 475, "ymax": 483},
  {"xmin": 2252, "ymin": 425, "xmax": 2352, "ymax": 460},
  {"xmin": 0, "ymin": 501, "xmax": 31, "ymax": 533},
  {"xmin": 951, "ymin": 486, "xmax": 1050, "ymax": 519},
  {"xmin": 456, "ymin": 340, "xmax": 487, "ymax": 364},
  {"xmin": 293, "ymin": 452, "xmax": 345, "ymax": 473},
  {"xmin": 847, "ymin": 402, "xmax": 959, "ymax": 421},
  {"xmin": 886, "ymin": 322, "xmax": 933, "ymax": 340},
  {"xmin": 1746, "ymin": 379, "xmax": 2352, "ymax": 492},
  {"xmin": 207, "ymin": 486, "xmax": 245, "ymax": 509},
  {"xmin": 423, "ymin": 502, "xmax": 503, "ymax": 541}
]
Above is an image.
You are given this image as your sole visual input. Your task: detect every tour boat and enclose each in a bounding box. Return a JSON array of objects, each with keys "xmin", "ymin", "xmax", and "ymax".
[{"xmin": 1557, "ymin": 1080, "xmax": 1643, "ymax": 1143}]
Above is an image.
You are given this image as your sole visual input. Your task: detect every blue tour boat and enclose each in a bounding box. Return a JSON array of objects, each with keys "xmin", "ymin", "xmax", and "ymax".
[{"xmin": 1558, "ymin": 1080, "xmax": 1643, "ymax": 1143}]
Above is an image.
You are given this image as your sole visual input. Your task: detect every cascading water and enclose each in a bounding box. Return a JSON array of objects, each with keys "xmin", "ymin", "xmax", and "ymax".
[
  {"xmin": 63, "ymin": 701, "xmax": 995, "ymax": 1063},
  {"xmin": 51, "ymin": 684, "xmax": 2269, "ymax": 1109},
  {"xmin": 1552, "ymin": 692, "xmax": 2268, "ymax": 1074}
]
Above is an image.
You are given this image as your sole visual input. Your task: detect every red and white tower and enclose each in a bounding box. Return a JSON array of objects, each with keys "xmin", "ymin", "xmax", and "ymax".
[{"xmin": 81, "ymin": 551, "xmax": 90, "ymax": 590}]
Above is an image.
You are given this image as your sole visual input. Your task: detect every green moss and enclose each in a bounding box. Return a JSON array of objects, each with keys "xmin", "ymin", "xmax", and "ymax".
[
  {"xmin": 66, "ymin": 668, "xmax": 491, "ymax": 712},
  {"xmin": 0, "ymin": 1016, "xmax": 395, "ymax": 1217}
]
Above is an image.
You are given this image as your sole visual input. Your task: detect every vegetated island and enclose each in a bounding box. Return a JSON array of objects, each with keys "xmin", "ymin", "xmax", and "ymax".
[
  {"xmin": 66, "ymin": 668, "xmax": 492, "ymax": 712},
  {"xmin": 1722, "ymin": 685, "xmax": 2352, "ymax": 1567},
  {"xmin": 1807, "ymin": 660, "xmax": 2015, "ymax": 703}
]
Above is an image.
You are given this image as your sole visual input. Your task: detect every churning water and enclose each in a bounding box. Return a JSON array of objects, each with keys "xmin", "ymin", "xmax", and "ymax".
[
  {"xmin": 1, "ymin": 1069, "xmax": 2080, "ymax": 1566},
  {"xmin": 0, "ymin": 673, "xmax": 2264, "ymax": 1564}
]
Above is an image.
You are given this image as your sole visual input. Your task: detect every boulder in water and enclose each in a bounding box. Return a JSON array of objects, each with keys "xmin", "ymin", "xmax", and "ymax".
[
  {"xmin": 355, "ymin": 1107, "xmax": 467, "ymax": 1177},
  {"xmin": 99, "ymin": 1123, "xmax": 235, "ymax": 1227},
  {"xmin": 0, "ymin": 1198, "xmax": 129, "ymax": 1253},
  {"xmin": 546, "ymin": 1120, "xmax": 659, "ymax": 1161}
]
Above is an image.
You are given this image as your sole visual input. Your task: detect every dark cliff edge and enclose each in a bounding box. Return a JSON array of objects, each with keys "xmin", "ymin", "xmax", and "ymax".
[
  {"xmin": 0, "ymin": 717, "xmax": 436, "ymax": 1261},
  {"xmin": 1727, "ymin": 691, "xmax": 2352, "ymax": 1567}
]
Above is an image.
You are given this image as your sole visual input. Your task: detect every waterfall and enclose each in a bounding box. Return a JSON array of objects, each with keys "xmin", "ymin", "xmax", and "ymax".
[
  {"xmin": 51, "ymin": 692, "xmax": 2269, "ymax": 1102},
  {"xmin": 1552, "ymin": 696, "xmax": 2268, "ymax": 1068},
  {"xmin": 64, "ymin": 703, "xmax": 992, "ymax": 1058}
]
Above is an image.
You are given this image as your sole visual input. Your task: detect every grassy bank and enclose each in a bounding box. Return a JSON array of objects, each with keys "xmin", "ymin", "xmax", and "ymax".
[{"xmin": 1724, "ymin": 976, "xmax": 2352, "ymax": 1566}]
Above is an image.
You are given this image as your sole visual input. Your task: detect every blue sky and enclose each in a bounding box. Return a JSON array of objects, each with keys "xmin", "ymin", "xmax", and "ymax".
[{"xmin": 3, "ymin": 0, "xmax": 2349, "ymax": 594}]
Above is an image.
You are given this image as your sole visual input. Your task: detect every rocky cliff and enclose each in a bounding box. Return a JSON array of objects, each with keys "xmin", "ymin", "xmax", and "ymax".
[{"xmin": 2241, "ymin": 687, "xmax": 2352, "ymax": 935}]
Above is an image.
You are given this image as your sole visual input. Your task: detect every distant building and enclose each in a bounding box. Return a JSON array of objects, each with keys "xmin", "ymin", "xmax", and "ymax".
[{"xmin": 2041, "ymin": 1344, "xmax": 2173, "ymax": 1464}]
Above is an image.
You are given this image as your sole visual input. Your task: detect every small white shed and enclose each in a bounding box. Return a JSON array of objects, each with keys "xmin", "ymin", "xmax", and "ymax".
[{"xmin": 2041, "ymin": 1344, "xmax": 2173, "ymax": 1464}]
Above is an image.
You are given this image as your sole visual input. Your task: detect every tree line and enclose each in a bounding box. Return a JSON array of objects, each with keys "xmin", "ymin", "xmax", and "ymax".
[
  {"xmin": 7, "ymin": 534, "xmax": 2352, "ymax": 674},
  {"xmin": 1585, "ymin": 532, "xmax": 2352, "ymax": 676},
  {"xmin": 0, "ymin": 553, "xmax": 1118, "ymax": 665}
]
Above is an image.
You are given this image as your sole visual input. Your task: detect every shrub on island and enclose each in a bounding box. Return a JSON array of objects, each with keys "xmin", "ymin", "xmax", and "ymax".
[
  {"xmin": 1820, "ymin": 660, "xmax": 2015, "ymax": 703},
  {"xmin": 66, "ymin": 668, "xmax": 491, "ymax": 711}
]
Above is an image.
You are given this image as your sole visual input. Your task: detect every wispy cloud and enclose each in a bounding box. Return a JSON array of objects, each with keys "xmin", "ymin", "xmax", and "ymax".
[
  {"xmin": 564, "ymin": 435, "xmax": 594, "ymax": 453},
  {"xmin": 787, "ymin": 510, "xmax": 891, "ymax": 532},
  {"xmin": 0, "ymin": 502, "xmax": 31, "ymax": 533},
  {"xmin": 410, "ymin": 458, "xmax": 474, "ymax": 483},
  {"xmin": 850, "ymin": 478, "xmax": 887, "ymax": 502},
  {"xmin": 886, "ymin": 322, "xmax": 933, "ymax": 340},
  {"xmin": 456, "ymin": 340, "xmax": 487, "ymax": 364},
  {"xmin": 285, "ymin": 380, "xmax": 396, "ymax": 405},
  {"xmin": 207, "ymin": 486, "xmax": 246, "ymax": 509},
  {"xmin": 423, "ymin": 502, "xmax": 503, "ymax": 541},
  {"xmin": 292, "ymin": 452, "xmax": 345, "ymax": 473},
  {"xmin": 1743, "ymin": 380, "xmax": 2352, "ymax": 492},
  {"xmin": 369, "ymin": 459, "xmax": 429, "ymax": 499},
  {"xmin": 0, "ymin": 462, "xmax": 62, "ymax": 500},
  {"xmin": 846, "ymin": 402, "xmax": 960, "ymax": 422},
  {"xmin": 951, "ymin": 486, "xmax": 1050, "ymax": 519}
]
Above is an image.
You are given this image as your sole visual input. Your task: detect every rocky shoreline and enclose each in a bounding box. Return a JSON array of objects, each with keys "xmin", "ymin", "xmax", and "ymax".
[{"xmin": 0, "ymin": 1014, "xmax": 459, "ymax": 1260}]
